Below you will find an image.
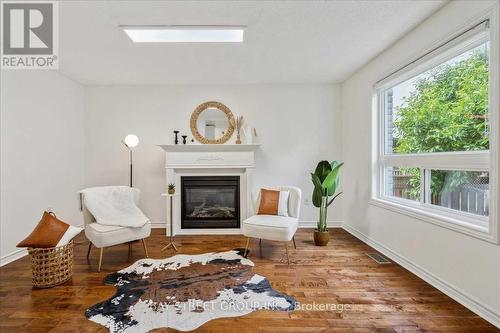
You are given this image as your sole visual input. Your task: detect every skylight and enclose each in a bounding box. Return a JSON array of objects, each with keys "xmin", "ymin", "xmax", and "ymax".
[{"xmin": 122, "ymin": 26, "xmax": 245, "ymax": 43}]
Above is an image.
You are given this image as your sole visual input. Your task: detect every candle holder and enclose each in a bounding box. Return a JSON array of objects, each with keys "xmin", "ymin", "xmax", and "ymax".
[{"xmin": 173, "ymin": 130, "xmax": 179, "ymax": 145}]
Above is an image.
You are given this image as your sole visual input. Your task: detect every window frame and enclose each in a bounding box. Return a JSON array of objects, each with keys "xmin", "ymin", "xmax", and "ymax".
[{"xmin": 371, "ymin": 9, "xmax": 499, "ymax": 244}]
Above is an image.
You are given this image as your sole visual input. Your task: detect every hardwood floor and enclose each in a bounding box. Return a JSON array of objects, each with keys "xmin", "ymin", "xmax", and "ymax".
[{"xmin": 0, "ymin": 228, "xmax": 497, "ymax": 332}]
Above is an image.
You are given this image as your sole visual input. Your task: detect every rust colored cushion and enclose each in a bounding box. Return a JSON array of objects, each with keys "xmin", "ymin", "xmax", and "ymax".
[
  {"xmin": 17, "ymin": 212, "xmax": 70, "ymax": 248},
  {"xmin": 258, "ymin": 189, "xmax": 280, "ymax": 215}
]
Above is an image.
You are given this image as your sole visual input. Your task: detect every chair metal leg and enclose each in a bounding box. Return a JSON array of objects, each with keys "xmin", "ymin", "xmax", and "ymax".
[
  {"xmin": 162, "ymin": 242, "xmax": 178, "ymax": 252},
  {"xmin": 292, "ymin": 236, "xmax": 297, "ymax": 249},
  {"xmin": 259, "ymin": 238, "xmax": 262, "ymax": 248},
  {"xmin": 244, "ymin": 237, "xmax": 250, "ymax": 257},
  {"xmin": 284, "ymin": 242, "xmax": 290, "ymax": 265},
  {"xmin": 86, "ymin": 242, "xmax": 92, "ymax": 259},
  {"xmin": 142, "ymin": 239, "xmax": 149, "ymax": 258},
  {"xmin": 98, "ymin": 247, "xmax": 104, "ymax": 272}
]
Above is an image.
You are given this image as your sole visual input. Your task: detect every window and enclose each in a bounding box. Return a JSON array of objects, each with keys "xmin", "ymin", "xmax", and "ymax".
[
  {"xmin": 373, "ymin": 19, "xmax": 498, "ymax": 242},
  {"xmin": 384, "ymin": 167, "xmax": 421, "ymax": 202},
  {"xmin": 428, "ymin": 170, "xmax": 489, "ymax": 217},
  {"xmin": 384, "ymin": 42, "xmax": 490, "ymax": 155}
]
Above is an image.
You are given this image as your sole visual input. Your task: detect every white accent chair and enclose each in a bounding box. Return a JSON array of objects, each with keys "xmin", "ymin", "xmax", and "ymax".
[
  {"xmin": 242, "ymin": 186, "xmax": 302, "ymax": 265},
  {"xmin": 80, "ymin": 187, "xmax": 151, "ymax": 272}
]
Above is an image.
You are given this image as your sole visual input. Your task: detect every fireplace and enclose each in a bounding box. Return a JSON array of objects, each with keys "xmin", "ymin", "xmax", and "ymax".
[{"xmin": 181, "ymin": 176, "xmax": 240, "ymax": 229}]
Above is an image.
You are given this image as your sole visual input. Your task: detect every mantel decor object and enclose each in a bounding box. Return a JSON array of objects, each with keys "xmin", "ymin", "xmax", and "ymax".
[
  {"xmin": 230, "ymin": 115, "xmax": 244, "ymax": 144},
  {"xmin": 173, "ymin": 130, "xmax": 179, "ymax": 145},
  {"xmin": 242, "ymin": 125, "xmax": 254, "ymax": 144},
  {"xmin": 190, "ymin": 101, "xmax": 235, "ymax": 144}
]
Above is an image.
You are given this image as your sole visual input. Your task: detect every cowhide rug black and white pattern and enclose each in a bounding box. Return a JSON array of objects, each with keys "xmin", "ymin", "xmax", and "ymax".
[{"xmin": 86, "ymin": 249, "xmax": 297, "ymax": 332}]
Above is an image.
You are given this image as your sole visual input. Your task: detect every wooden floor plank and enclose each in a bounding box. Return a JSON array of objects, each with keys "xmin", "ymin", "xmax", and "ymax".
[{"xmin": 0, "ymin": 228, "xmax": 497, "ymax": 332}]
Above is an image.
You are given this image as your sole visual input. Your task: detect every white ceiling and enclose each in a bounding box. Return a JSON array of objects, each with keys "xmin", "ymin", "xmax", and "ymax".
[{"xmin": 59, "ymin": 1, "xmax": 446, "ymax": 85}]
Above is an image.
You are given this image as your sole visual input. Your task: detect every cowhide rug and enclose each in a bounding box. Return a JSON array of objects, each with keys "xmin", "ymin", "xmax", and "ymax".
[{"xmin": 86, "ymin": 249, "xmax": 297, "ymax": 332}]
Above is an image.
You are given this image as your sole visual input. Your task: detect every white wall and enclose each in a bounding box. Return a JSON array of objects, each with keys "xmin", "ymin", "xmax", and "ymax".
[
  {"xmin": 0, "ymin": 70, "xmax": 85, "ymax": 263},
  {"xmin": 341, "ymin": 0, "xmax": 500, "ymax": 326},
  {"xmin": 84, "ymin": 84, "xmax": 342, "ymax": 225}
]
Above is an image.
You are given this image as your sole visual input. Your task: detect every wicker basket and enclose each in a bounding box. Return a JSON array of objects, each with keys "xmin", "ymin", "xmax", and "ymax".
[{"xmin": 28, "ymin": 241, "xmax": 74, "ymax": 288}]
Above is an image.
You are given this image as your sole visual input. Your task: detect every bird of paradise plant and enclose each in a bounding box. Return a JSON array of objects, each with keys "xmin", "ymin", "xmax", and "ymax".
[{"xmin": 311, "ymin": 160, "xmax": 343, "ymax": 238}]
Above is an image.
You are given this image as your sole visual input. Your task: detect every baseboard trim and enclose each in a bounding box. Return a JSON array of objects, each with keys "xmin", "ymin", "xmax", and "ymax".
[
  {"xmin": 298, "ymin": 220, "xmax": 343, "ymax": 228},
  {"xmin": 0, "ymin": 248, "xmax": 28, "ymax": 267},
  {"xmin": 151, "ymin": 221, "xmax": 166, "ymax": 229},
  {"xmin": 342, "ymin": 223, "xmax": 500, "ymax": 329},
  {"xmin": 150, "ymin": 220, "xmax": 344, "ymax": 229}
]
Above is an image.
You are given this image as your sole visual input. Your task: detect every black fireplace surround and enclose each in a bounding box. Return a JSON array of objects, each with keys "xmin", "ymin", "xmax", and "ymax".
[{"xmin": 181, "ymin": 176, "xmax": 240, "ymax": 229}]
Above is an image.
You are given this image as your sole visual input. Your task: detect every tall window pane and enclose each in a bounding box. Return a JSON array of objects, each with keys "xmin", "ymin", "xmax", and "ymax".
[{"xmin": 384, "ymin": 42, "xmax": 490, "ymax": 154}]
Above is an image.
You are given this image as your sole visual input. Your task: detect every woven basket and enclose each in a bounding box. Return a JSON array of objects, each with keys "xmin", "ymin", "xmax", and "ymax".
[{"xmin": 28, "ymin": 241, "xmax": 74, "ymax": 288}]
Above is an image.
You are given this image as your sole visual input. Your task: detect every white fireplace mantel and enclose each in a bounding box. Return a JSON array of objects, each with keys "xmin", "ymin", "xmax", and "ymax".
[
  {"xmin": 158, "ymin": 144, "xmax": 260, "ymax": 235},
  {"xmin": 158, "ymin": 144, "xmax": 261, "ymax": 152}
]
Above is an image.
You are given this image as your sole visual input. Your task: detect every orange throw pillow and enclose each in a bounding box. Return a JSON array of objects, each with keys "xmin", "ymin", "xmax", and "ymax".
[
  {"xmin": 258, "ymin": 189, "xmax": 280, "ymax": 215},
  {"xmin": 17, "ymin": 211, "xmax": 70, "ymax": 248}
]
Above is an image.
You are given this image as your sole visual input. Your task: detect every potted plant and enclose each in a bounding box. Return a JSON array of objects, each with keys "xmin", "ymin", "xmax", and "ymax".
[
  {"xmin": 311, "ymin": 160, "xmax": 343, "ymax": 246},
  {"xmin": 167, "ymin": 183, "xmax": 176, "ymax": 195}
]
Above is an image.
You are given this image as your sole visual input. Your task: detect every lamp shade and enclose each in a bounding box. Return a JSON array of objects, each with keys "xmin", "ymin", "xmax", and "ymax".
[{"xmin": 123, "ymin": 134, "xmax": 139, "ymax": 148}]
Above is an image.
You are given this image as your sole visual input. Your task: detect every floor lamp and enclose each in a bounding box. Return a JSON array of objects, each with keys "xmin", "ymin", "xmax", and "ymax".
[{"xmin": 122, "ymin": 134, "xmax": 139, "ymax": 187}]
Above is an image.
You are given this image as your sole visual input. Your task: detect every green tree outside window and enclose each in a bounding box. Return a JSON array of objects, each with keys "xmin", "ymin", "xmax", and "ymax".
[{"xmin": 391, "ymin": 45, "xmax": 489, "ymax": 197}]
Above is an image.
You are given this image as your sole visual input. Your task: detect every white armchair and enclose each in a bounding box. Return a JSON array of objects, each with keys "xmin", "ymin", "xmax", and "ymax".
[
  {"xmin": 80, "ymin": 187, "xmax": 151, "ymax": 272},
  {"xmin": 242, "ymin": 186, "xmax": 302, "ymax": 265}
]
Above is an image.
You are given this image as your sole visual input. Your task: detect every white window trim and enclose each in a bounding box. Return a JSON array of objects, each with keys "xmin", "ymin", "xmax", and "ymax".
[
  {"xmin": 370, "ymin": 6, "xmax": 500, "ymax": 244},
  {"xmin": 381, "ymin": 151, "xmax": 489, "ymax": 171}
]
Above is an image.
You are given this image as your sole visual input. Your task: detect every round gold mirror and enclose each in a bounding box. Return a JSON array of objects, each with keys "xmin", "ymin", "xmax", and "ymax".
[{"xmin": 190, "ymin": 101, "xmax": 235, "ymax": 144}]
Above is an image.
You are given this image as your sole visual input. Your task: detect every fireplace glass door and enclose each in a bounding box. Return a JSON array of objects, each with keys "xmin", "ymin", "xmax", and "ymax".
[{"xmin": 181, "ymin": 176, "xmax": 240, "ymax": 229}]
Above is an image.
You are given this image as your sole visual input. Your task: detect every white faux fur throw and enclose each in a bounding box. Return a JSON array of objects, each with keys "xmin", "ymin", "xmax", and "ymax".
[{"xmin": 81, "ymin": 186, "xmax": 149, "ymax": 228}]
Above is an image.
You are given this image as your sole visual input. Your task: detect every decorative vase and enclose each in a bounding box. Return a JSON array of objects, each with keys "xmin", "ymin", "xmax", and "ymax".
[
  {"xmin": 313, "ymin": 230, "xmax": 329, "ymax": 246},
  {"xmin": 182, "ymin": 135, "xmax": 187, "ymax": 144},
  {"xmin": 242, "ymin": 126, "xmax": 253, "ymax": 144},
  {"xmin": 236, "ymin": 133, "xmax": 242, "ymax": 144},
  {"xmin": 168, "ymin": 189, "xmax": 175, "ymax": 195}
]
